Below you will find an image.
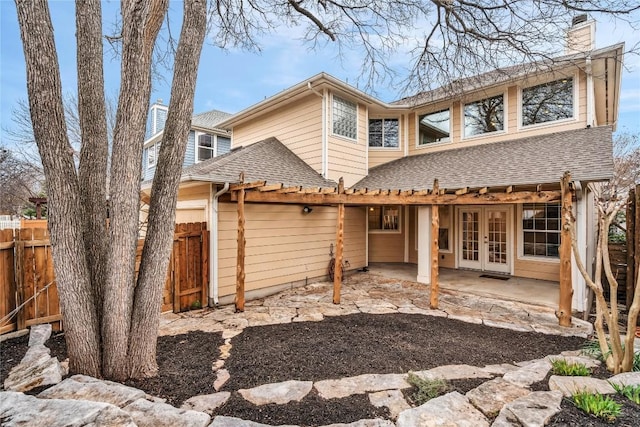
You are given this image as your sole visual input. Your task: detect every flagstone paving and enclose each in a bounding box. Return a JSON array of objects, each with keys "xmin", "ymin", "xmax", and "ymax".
[{"xmin": 3, "ymin": 273, "xmax": 612, "ymax": 426}]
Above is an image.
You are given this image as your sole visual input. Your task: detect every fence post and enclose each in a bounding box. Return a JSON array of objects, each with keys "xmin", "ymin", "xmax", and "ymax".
[{"xmin": 15, "ymin": 239, "xmax": 25, "ymax": 331}]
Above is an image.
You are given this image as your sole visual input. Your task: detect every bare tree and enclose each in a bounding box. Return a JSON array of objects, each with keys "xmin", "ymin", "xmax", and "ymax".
[
  {"xmin": 567, "ymin": 133, "xmax": 640, "ymax": 373},
  {"xmin": 13, "ymin": 0, "xmax": 640, "ymax": 380}
]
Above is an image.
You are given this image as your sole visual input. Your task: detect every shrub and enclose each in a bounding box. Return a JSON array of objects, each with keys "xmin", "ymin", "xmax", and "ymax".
[
  {"xmin": 551, "ymin": 359, "xmax": 591, "ymax": 376},
  {"xmin": 611, "ymin": 383, "xmax": 640, "ymax": 405},
  {"xmin": 572, "ymin": 391, "xmax": 621, "ymax": 422},
  {"xmin": 406, "ymin": 373, "xmax": 449, "ymax": 406}
]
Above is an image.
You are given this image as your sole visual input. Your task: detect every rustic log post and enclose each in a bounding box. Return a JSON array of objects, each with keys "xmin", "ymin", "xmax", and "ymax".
[
  {"xmin": 235, "ymin": 174, "xmax": 246, "ymax": 312},
  {"xmin": 634, "ymin": 184, "xmax": 640, "ymax": 310},
  {"xmin": 558, "ymin": 172, "xmax": 573, "ymax": 326},
  {"xmin": 430, "ymin": 180, "xmax": 440, "ymax": 309},
  {"xmin": 627, "ymin": 187, "xmax": 636, "ymax": 310},
  {"xmin": 333, "ymin": 202, "xmax": 345, "ymax": 304}
]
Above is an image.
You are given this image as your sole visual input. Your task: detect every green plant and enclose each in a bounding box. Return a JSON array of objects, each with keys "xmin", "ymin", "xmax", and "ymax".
[
  {"xmin": 551, "ymin": 359, "xmax": 591, "ymax": 376},
  {"xmin": 572, "ymin": 391, "xmax": 621, "ymax": 422},
  {"xmin": 406, "ymin": 373, "xmax": 449, "ymax": 406},
  {"xmin": 581, "ymin": 339, "xmax": 606, "ymax": 361},
  {"xmin": 611, "ymin": 383, "xmax": 640, "ymax": 405},
  {"xmin": 190, "ymin": 300, "xmax": 202, "ymax": 310},
  {"xmin": 634, "ymin": 351, "xmax": 640, "ymax": 372}
]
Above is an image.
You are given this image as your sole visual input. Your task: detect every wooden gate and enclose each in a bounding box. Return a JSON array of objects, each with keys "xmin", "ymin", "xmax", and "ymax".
[{"xmin": 1, "ymin": 222, "xmax": 209, "ymax": 334}]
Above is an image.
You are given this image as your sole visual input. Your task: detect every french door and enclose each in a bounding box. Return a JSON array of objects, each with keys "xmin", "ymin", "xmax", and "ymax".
[{"xmin": 458, "ymin": 206, "xmax": 512, "ymax": 274}]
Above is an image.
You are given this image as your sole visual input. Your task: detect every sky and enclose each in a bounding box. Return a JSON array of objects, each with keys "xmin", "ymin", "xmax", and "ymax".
[{"xmin": 1, "ymin": 1, "xmax": 639, "ymax": 146}]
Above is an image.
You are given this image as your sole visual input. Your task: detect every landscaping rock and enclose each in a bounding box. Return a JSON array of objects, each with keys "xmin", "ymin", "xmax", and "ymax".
[
  {"xmin": 413, "ymin": 364, "xmax": 493, "ymax": 381},
  {"xmin": 548, "ymin": 375, "xmax": 616, "ymax": 396},
  {"xmin": 181, "ymin": 392, "xmax": 231, "ymax": 415},
  {"xmin": 368, "ymin": 389, "xmax": 410, "ymax": 419},
  {"xmin": 482, "ymin": 318, "xmax": 533, "ymax": 333},
  {"xmin": 39, "ymin": 374, "xmax": 146, "ymax": 407},
  {"xmin": 503, "ymin": 359, "xmax": 551, "ymax": 387},
  {"xmin": 608, "ymin": 372, "xmax": 640, "ymax": 387},
  {"xmin": 210, "ymin": 415, "xmax": 298, "ymax": 426},
  {"xmin": 28, "ymin": 324, "xmax": 52, "ymax": 347},
  {"xmin": 315, "ymin": 374, "xmax": 409, "ymax": 399},
  {"xmin": 492, "ymin": 390, "xmax": 563, "ymax": 427},
  {"xmin": 545, "ymin": 354, "xmax": 601, "ymax": 368},
  {"xmin": 294, "ymin": 307, "xmax": 324, "ymax": 322},
  {"xmin": 238, "ymin": 380, "xmax": 313, "ymax": 405},
  {"xmin": 123, "ymin": 397, "xmax": 211, "ymax": 427},
  {"xmin": 396, "ymin": 391, "xmax": 489, "ymax": 427},
  {"xmin": 3, "ymin": 344, "xmax": 63, "ymax": 392},
  {"xmin": 0, "ymin": 390, "xmax": 136, "ymax": 426},
  {"xmin": 214, "ymin": 369, "xmax": 230, "ymax": 391},
  {"xmin": 482, "ymin": 363, "xmax": 519, "ymax": 376},
  {"xmin": 321, "ymin": 420, "xmax": 395, "ymax": 427},
  {"xmin": 466, "ymin": 378, "xmax": 530, "ymax": 417}
]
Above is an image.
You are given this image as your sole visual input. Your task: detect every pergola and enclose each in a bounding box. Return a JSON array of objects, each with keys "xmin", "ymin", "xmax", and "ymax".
[{"xmin": 225, "ymin": 172, "xmax": 576, "ymax": 327}]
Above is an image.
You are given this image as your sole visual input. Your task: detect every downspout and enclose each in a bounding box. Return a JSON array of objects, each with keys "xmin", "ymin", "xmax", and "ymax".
[
  {"xmin": 572, "ymin": 181, "xmax": 587, "ymax": 312},
  {"xmin": 308, "ymin": 82, "xmax": 327, "ymax": 178},
  {"xmin": 210, "ymin": 182, "xmax": 230, "ymax": 306},
  {"xmin": 585, "ymin": 56, "xmax": 594, "ymax": 127}
]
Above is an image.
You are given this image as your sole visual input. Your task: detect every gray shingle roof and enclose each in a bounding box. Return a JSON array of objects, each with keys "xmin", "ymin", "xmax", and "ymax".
[
  {"xmin": 181, "ymin": 137, "xmax": 336, "ymax": 188},
  {"xmin": 191, "ymin": 110, "xmax": 233, "ymax": 130},
  {"xmin": 355, "ymin": 127, "xmax": 613, "ymax": 191}
]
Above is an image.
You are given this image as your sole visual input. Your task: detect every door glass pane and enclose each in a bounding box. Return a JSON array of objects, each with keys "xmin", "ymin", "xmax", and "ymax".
[
  {"xmin": 462, "ymin": 212, "xmax": 479, "ymax": 261},
  {"xmin": 487, "ymin": 211, "xmax": 507, "ymax": 264}
]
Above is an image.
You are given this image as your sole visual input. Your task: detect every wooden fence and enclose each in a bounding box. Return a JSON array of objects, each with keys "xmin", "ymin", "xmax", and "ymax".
[
  {"xmin": 627, "ymin": 185, "xmax": 640, "ymax": 309},
  {"xmin": 0, "ymin": 222, "xmax": 208, "ymax": 335}
]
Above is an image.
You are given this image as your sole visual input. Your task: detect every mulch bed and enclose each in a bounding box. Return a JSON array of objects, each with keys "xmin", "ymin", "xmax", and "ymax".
[{"xmin": 2, "ymin": 312, "xmax": 639, "ymax": 426}]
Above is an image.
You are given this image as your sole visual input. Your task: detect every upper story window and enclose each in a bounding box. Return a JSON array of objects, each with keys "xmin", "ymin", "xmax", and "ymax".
[
  {"xmin": 464, "ymin": 94, "xmax": 504, "ymax": 137},
  {"xmin": 332, "ymin": 96, "xmax": 357, "ymax": 140},
  {"xmin": 147, "ymin": 142, "xmax": 160, "ymax": 168},
  {"xmin": 368, "ymin": 206, "xmax": 400, "ymax": 232},
  {"xmin": 419, "ymin": 109, "xmax": 450, "ymax": 145},
  {"xmin": 196, "ymin": 133, "xmax": 231, "ymax": 162},
  {"xmin": 522, "ymin": 78, "xmax": 574, "ymax": 126},
  {"xmin": 522, "ymin": 203, "xmax": 561, "ymax": 258},
  {"xmin": 369, "ymin": 118, "xmax": 399, "ymax": 148}
]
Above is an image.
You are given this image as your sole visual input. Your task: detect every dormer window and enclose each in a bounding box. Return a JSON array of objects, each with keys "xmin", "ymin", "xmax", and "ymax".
[
  {"xmin": 522, "ymin": 78, "xmax": 574, "ymax": 126},
  {"xmin": 419, "ymin": 109, "xmax": 450, "ymax": 145},
  {"xmin": 332, "ymin": 96, "xmax": 357, "ymax": 140},
  {"xmin": 464, "ymin": 94, "xmax": 505, "ymax": 137},
  {"xmin": 368, "ymin": 118, "xmax": 399, "ymax": 148},
  {"xmin": 198, "ymin": 134, "xmax": 214, "ymax": 161}
]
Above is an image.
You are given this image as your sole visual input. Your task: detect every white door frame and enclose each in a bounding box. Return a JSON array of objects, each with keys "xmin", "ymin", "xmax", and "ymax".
[{"xmin": 456, "ymin": 205, "xmax": 514, "ymax": 274}]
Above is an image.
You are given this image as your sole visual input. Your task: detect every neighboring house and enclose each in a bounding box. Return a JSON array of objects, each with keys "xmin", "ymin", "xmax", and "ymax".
[
  {"xmin": 149, "ymin": 17, "xmax": 622, "ymax": 314},
  {"xmin": 141, "ymin": 100, "xmax": 233, "ymax": 183}
]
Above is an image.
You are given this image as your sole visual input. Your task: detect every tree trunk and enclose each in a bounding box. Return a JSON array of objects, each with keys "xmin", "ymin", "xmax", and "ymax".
[
  {"xmin": 103, "ymin": 0, "xmax": 168, "ymax": 381},
  {"xmin": 14, "ymin": 0, "xmax": 101, "ymax": 377},
  {"xmin": 76, "ymin": 0, "xmax": 109, "ymax": 341},
  {"xmin": 129, "ymin": 0, "xmax": 207, "ymax": 379}
]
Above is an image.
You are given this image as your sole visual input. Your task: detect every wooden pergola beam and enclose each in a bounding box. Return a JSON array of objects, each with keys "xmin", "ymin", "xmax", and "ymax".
[
  {"xmin": 230, "ymin": 180, "xmax": 266, "ymax": 191},
  {"xmin": 258, "ymin": 183, "xmax": 284, "ymax": 192},
  {"xmin": 557, "ymin": 171, "xmax": 573, "ymax": 326},
  {"xmin": 231, "ymin": 190, "xmax": 562, "ymax": 206},
  {"xmin": 430, "ymin": 180, "xmax": 440, "ymax": 309},
  {"xmin": 235, "ymin": 182, "xmax": 246, "ymax": 312}
]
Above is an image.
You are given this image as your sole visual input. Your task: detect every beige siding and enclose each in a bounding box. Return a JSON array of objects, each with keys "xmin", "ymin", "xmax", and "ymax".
[
  {"xmin": 217, "ymin": 203, "xmax": 366, "ymax": 298},
  {"xmin": 231, "ymin": 94, "xmax": 323, "ymax": 174},
  {"xmin": 175, "ymin": 209, "xmax": 205, "ymax": 223},
  {"xmin": 327, "ymin": 100, "xmax": 368, "ymax": 186},
  {"xmin": 177, "ymin": 183, "xmax": 210, "ymax": 201},
  {"xmin": 368, "ymin": 207, "xmax": 405, "ymax": 263},
  {"xmin": 408, "ymin": 206, "xmax": 418, "ymax": 264}
]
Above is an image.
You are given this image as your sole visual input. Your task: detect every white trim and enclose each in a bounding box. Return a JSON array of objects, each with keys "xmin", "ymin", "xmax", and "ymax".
[
  {"xmin": 517, "ymin": 72, "xmax": 579, "ymax": 131},
  {"xmin": 367, "ymin": 116, "xmax": 402, "ymax": 151},
  {"xmin": 461, "ymin": 91, "xmax": 508, "ymax": 141},
  {"xmin": 417, "ymin": 206, "xmax": 431, "ymax": 284},
  {"xmin": 195, "ymin": 131, "xmax": 216, "ymax": 163},
  {"xmin": 322, "ymin": 88, "xmax": 328, "ymax": 178},
  {"xmin": 365, "ymin": 205, "xmax": 369, "ymax": 267},
  {"xmin": 404, "ymin": 206, "xmax": 409, "ymax": 263},
  {"xmin": 438, "ymin": 205, "xmax": 453, "ymax": 254},
  {"xmin": 176, "ymin": 200, "xmax": 207, "ymax": 210},
  {"xmin": 515, "ymin": 203, "xmax": 562, "ymax": 264},
  {"xmin": 365, "ymin": 106, "xmax": 369, "ymax": 172},
  {"xmin": 403, "ymin": 113, "xmax": 409, "ymax": 157},
  {"xmin": 572, "ymin": 186, "xmax": 588, "ymax": 312}
]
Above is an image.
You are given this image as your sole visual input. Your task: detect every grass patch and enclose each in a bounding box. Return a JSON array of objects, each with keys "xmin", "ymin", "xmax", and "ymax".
[
  {"xmin": 551, "ymin": 359, "xmax": 591, "ymax": 376},
  {"xmin": 611, "ymin": 383, "xmax": 640, "ymax": 405},
  {"xmin": 572, "ymin": 390, "xmax": 622, "ymax": 422},
  {"xmin": 406, "ymin": 373, "xmax": 449, "ymax": 406}
]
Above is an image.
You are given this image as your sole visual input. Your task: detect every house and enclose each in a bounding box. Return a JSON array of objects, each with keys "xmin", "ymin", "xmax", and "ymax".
[
  {"xmin": 151, "ymin": 17, "xmax": 623, "ymax": 319},
  {"xmin": 141, "ymin": 100, "xmax": 233, "ymax": 183}
]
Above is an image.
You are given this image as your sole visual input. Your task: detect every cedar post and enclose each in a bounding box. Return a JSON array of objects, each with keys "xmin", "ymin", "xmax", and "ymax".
[
  {"xmin": 430, "ymin": 179, "xmax": 440, "ymax": 309},
  {"xmin": 333, "ymin": 202, "xmax": 345, "ymax": 304},
  {"xmin": 627, "ymin": 187, "xmax": 636, "ymax": 310},
  {"xmin": 558, "ymin": 172, "xmax": 573, "ymax": 326},
  {"xmin": 15, "ymin": 236, "xmax": 25, "ymax": 331},
  {"xmin": 235, "ymin": 174, "xmax": 246, "ymax": 312}
]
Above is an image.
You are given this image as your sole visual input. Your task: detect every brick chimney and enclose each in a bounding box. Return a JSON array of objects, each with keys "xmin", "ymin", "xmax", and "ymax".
[{"xmin": 565, "ymin": 14, "xmax": 595, "ymax": 54}]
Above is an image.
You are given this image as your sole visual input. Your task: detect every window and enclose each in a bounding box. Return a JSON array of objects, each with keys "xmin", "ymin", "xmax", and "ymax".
[
  {"xmin": 333, "ymin": 96, "xmax": 357, "ymax": 140},
  {"xmin": 198, "ymin": 134, "xmax": 214, "ymax": 161},
  {"xmin": 147, "ymin": 142, "xmax": 160, "ymax": 168},
  {"xmin": 369, "ymin": 118, "xmax": 399, "ymax": 148},
  {"xmin": 522, "ymin": 78, "xmax": 574, "ymax": 126},
  {"xmin": 438, "ymin": 206, "xmax": 452, "ymax": 252},
  {"xmin": 368, "ymin": 206, "xmax": 400, "ymax": 231},
  {"xmin": 464, "ymin": 94, "xmax": 504, "ymax": 137},
  {"xmin": 419, "ymin": 109, "xmax": 450, "ymax": 145},
  {"xmin": 522, "ymin": 203, "xmax": 561, "ymax": 258}
]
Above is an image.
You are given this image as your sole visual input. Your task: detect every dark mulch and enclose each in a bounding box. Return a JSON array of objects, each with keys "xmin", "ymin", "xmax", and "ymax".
[
  {"xmin": 548, "ymin": 394, "xmax": 640, "ymax": 427},
  {"xmin": 0, "ymin": 332, "xmax": 67, "ymax": 386},
  {"xmin": 4, "ymin": 312, "xmax": 637, "ymax": 426}
]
